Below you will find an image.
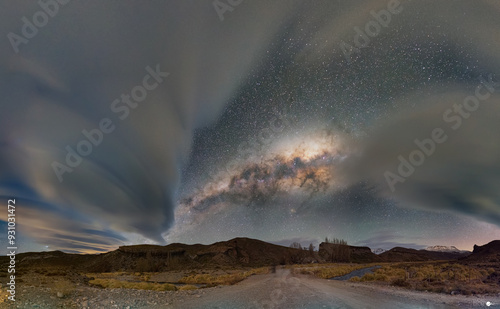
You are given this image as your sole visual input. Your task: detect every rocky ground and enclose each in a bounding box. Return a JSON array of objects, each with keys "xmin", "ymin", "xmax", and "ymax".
[{"xmin": 1, "ymin": 284, "xmax": 212, "ymax": 309}]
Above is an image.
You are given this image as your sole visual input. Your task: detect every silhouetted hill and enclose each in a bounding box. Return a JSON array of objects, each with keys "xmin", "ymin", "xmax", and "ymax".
[
  {"xmin": 2, "ymin": 238, "xmax": 492, "ymax": 274},
  {"xmin": 461, "ymin": 240, "xmax": 500, "ymax": 263},
  {"xmin": 90, "ymin": 237, "xmax": 317, "ymax": 272},
  {"xmin": 0, "ymin": 238, "xmax": 318, "ymax": 273},
  {"xmin": 7, "ymin": 250, "xmax": 94, "ymax": 269}
]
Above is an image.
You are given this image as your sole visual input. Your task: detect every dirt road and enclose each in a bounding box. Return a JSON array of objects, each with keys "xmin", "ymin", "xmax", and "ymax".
[{"xmin": 176, "ymin": 268, "xmax": 499, "ymax": 309}]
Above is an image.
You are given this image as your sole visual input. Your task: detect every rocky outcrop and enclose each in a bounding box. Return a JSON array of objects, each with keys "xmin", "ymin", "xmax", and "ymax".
[
  {"xmin": 318, "ymin": 243, "xmax": 381, "ymax": 263},
  {"xmin": 463, "ymin": 240, "xmax": 500, "ymax": 263}
]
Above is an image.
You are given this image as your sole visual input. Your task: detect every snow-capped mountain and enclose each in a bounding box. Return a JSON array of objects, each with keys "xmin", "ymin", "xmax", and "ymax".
[
  {"xmin": 425, "ymin": 245, "xmax": 467, "ymax": 253},
  {"xmin": 372, "ymin": 248, "xmax": 386, "ymax": 255}
]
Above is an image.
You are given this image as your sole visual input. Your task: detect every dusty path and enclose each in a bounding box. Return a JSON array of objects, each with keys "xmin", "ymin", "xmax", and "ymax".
[{"xmin": 176, "ymin": 268, "xmax": 500, "ymax": 309}]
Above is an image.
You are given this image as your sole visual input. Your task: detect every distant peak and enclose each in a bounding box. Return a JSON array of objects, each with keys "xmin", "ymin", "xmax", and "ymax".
[
  {"xmin": 371, "ymin": 248, "xmax": 386, "ymax": 254},
  {"xmin": 425, "ymin": 245, "xmax": 461, "ymax": 252}
]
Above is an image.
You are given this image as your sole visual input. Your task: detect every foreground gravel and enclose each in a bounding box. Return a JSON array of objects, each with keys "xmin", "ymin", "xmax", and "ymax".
[{"xmin": 1, "ymin": 284, "xmax": 212, "ymax": 309}]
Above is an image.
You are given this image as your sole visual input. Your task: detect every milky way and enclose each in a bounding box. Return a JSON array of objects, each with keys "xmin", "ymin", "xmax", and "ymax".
[{"xmin": 173, "ymin": 129, "xmax": 348, "ymax": 228}]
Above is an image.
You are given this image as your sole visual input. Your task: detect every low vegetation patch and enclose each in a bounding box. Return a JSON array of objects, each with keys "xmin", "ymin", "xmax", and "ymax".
[
  {"xmin": 349, "ymin": 262, "xmax": 500, "ymax": 295},
  {"xmin": 53, "ymin": 279, "xmax": 76, "ymax": 298},
  {"xmin": 85, "ymin": 267, "xmax": 269, "ymax": 291},
  {"xmin": 89, "ymin": 278, "xmax": 177, "ymax": 291},
  {"xmin": 178, "ymin": 284, "xmax": 198, "ymax": 291},
  {"xmin": 85, "ymin": 272, "xmax": 127, "ymax": 278},
  {"xmin": 178, "ymin": 267, "xmax": 270, "ymax": 286},
  {"xmin": 292, "ymin": 263, "xmax": 378, "ymax": 279},
  {"xmin": 0, "ymin": 287, "xmax": 9, "ymax": 304}
]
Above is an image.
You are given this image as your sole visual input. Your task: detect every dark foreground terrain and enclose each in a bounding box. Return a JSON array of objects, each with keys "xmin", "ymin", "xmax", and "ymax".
[
  {"xmin": 1, "ymin": 239, "xmax": 499, "ymax": 308},
  {"xmin": 2, "ymin": 268, "xmax": 499, "ymax": 308}
]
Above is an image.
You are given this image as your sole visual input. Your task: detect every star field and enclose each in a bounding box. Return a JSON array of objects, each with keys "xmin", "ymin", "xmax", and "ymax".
[{"xmin": 2, "ymin": 1, "xmax": 500, "ymax": 254}]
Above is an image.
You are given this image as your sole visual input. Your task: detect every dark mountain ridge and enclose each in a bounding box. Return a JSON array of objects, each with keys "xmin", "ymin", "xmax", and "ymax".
[
  {"xmin": 1, "ymin": 238, "xmax": 491, "ymax": 274},
  {"xmin": 461, "ymin": 240, "xmax": 500, "ymax": 263},
  {"xmin": 379, "ymin": 246, "xmax": 471, "ymax": 262}
]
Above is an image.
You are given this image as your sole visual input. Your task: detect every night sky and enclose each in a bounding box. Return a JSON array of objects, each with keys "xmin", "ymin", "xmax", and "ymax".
[{"xmin": 1, "ymin": 0, "xmax": 500, "ymax": 254}]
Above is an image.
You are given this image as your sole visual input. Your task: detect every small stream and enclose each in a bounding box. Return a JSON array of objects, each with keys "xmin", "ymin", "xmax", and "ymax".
[{"xmin": 329, "ymin": 265, "xmax": 381, "ymax": 281}]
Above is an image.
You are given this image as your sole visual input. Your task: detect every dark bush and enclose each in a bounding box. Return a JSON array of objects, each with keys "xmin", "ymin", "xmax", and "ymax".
[
  {"xmin": 88, "ymin": 261, "xmax": 112, "ymax": 273},
  {"xmin": 391, "ymin": 278, "xmax": 411, "ymax": 288}
]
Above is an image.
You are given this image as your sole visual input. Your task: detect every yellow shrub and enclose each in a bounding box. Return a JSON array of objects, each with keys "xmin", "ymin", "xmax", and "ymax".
[
  {"xmin": 53, "ymin": 280, "xmax": 75, "ymax": 298},
  {"xmin": 361, "ymin": 273, "xmax": 375, "ymax": 281},
  {"xmin": 178, "ymin": 268, "xmax": 268, "ymax": 286},
  {"xmin": 415, "ymin": 272, "xmax": 425, "ymax": 279},
  {"xmin": 373, "ymin": 274, "xmax": 389, "ymax": 281}
]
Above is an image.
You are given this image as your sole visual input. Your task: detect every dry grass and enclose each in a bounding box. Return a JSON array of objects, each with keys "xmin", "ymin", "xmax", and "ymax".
[
  {"xmin": 178, "ymin": 284, "xmax": 198, "ymax": 291},
  {"xmin": 290, "ymin": 261, "xmax": 499, "ymax": 295},
  {"xmin": 291, "ymin": 263, "xmax": 378, "ymax": 279},
  {"xmin": 86, "ymin": 271, "xmax": 152, "ymax": 283},
  {"xmin": 85, "ymin": 272, "xmax": 127, "ymax": 278},
  {"xmin": 87, "ymin": 267, "xmax": 270, "ymax": 290},
  {"xmin": 53, "ymin": 279, "xmax": 76, "ymax": 298},
  {"xmin": 178, "ymin": 267, "xmax": 270, "ymax": 286},
  {"xmin": 0, "ymin": 287, "xmax": 9, "ymax": 303},
  {"xmin": 349, "ymin": 262, "xmax": 500, "ymax": 295},
  {"xmin": 89, "ymin": 278, "xmax": 177, "ymax": 291}
]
